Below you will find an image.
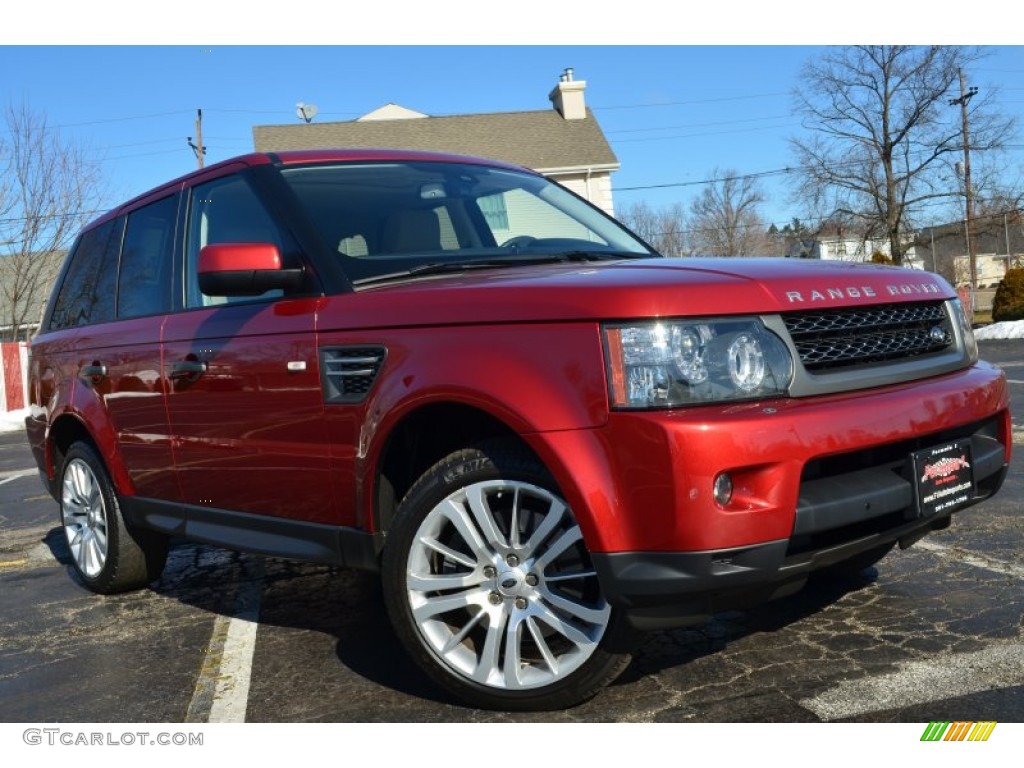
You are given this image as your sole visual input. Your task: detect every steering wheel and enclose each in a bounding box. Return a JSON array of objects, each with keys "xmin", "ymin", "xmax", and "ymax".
[{"xmin": 500, "ymin": 236, "xmax": 538, "ymax": 250}]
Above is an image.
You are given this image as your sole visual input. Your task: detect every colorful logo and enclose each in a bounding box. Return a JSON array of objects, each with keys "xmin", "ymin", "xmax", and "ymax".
[
  {"xmin": 921, "ymin": 455, "xmax": 971, "ymax": 482},
  {"xmin": 921, "ymin": 721, "xmax": 997, "ymax": 741}
]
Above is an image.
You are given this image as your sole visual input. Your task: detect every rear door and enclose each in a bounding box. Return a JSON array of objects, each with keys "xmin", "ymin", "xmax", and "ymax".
[{"xmin": 64, "ymin": 195, "xmax": 181, "ymax": 501}]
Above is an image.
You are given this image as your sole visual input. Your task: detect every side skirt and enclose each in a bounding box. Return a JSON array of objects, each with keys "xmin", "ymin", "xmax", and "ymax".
[{"xmin": 121, "ymin": 497, "xmax": 382, "ymax": 572}]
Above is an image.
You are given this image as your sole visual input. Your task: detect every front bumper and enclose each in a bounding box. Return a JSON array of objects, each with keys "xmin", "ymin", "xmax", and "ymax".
[
  {"xmin": 532, "ymin": 362, "xmax": 1010, "ymax": 629},
  {"xmin": 592, "ymin": 455, "xmax": 1007, "ymax": 630}
]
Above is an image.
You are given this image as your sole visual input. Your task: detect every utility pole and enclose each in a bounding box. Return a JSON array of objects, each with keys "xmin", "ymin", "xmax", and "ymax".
[
  {"xmin": 949, "ymin": 69, "xmax": 978, "ymax": 296},
  {"xmin": 194, "ymin": 108, "xmax": 205, "ymax": 169}
]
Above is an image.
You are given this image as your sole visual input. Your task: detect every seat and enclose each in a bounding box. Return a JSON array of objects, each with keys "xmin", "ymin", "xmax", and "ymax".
[{"xmin": 381, "ymin": 209, "xmax": 442, "ymax": 254}]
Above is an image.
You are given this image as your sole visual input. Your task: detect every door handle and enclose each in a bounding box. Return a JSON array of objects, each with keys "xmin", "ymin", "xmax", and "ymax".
[
  {"xmin": 170, "ymin": 359, "xmax": 208, "ymax": 381},
  {"xmin": 79, "ymin": 363, "xmax": 107, "ymax": 384}
]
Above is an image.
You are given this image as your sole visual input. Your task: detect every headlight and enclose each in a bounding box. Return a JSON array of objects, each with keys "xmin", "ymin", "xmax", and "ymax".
[
  {"xmin": 950, "ymin": 299, "xmax": 978, "ymax": 363},
  {"xmin": 604, "ymin": 318, "xmax": 793, "ymax": 408}
]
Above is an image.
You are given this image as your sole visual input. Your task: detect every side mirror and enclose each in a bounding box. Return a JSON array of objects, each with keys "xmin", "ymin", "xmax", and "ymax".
[{"xmin": 198, "ymin": 243, "xmax": 304, "ymax": 296}]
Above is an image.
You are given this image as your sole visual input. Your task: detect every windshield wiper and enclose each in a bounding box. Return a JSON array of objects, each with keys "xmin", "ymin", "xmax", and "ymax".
[
  {"xmin": 556, "ymin": 250, "xmax": 650, "ymax": 261},
  {"xmin": 352, "ymin": 251, "xmax": 650, "ymax": 286}
]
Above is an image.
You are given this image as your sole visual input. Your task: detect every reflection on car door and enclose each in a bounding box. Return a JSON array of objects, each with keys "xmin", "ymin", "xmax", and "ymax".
[
  {"xmin": 63, "ymin": 197, "xmax": 180, "ymax": 501},
  {"xmin": 162, "ymin": 173, "xmax": 335, "ymax": 522}
]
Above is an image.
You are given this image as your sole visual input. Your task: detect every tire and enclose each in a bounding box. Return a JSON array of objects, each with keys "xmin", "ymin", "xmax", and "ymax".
[
  {"xmin": 59, "ymin": 442, "xmax": 169, "ymax": 593},
  {"xmin": 382, "ymin": 442, "xmax": 633, "ymax": 710}
]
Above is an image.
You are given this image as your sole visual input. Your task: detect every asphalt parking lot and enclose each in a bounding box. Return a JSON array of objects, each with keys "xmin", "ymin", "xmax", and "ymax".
[{"xmin": 2, "ymin": 339, "xmax": 1023, "ymax": 723}]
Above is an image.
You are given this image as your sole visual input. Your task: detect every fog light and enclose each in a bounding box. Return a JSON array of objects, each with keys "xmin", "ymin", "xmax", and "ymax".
[{"xmin": 714, "ymin": 473, "xmax": 733, "ymax": 506}]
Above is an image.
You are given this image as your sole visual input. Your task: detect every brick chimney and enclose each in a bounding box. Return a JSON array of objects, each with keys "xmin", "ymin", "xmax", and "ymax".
[{"xmin": 549, "ymin": 67, "xmax": 587, "ymax": 120}]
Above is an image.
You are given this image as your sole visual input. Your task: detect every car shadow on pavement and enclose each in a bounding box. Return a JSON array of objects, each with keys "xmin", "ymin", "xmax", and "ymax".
[
  {"xmin": 37, "ymin": 528, "xmax": 879, "ymax": 711},
  {"xmin": 617, "ymin": 568, "xmax": 881, "ymax": 684}
]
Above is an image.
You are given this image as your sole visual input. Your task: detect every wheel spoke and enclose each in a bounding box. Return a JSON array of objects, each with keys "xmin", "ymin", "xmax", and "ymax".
[
  {"xmin": 543, "ymin": 570, "xmax": 597, "ymax": 583},
  {"xmin": 418, "ymin": 535, "xmax": 478, "ymax": 569},
  {"xmin": 523, "ymin": 497, "xmax": 566, "ymax": 554},
  {"xmin": 411, "ymin": 588, "xmax": 480, "ymax": 622},
  {"xmin": 473, "ymin": 609, "xmax": 508, "ymax": 685},
  {"xmin": 526, "ymin": 615, "xmax": 559, "ymax": 675},
  {"xmin": 540, "ymin": 588, "xmax": 609, "ymax": 625},
  {"xmin": 72, "ymin": 462, "xmax": 91, "ymax": 505},
  {"xmin": 92, "ymin": 523, "xmax": 108, "ymax": 554},
  {"xmin": 464, "ymin": 484, "xmax": 509, "ymax": 551},
  {"xmin": 83, "ymin": 531, "xmax": 102, "ymax": 576},
  {"xmin": 532, "ymin": 525, "xmax": 582, "ymax": 572},
  {"xmin": 533, "ymin": 600, "xmax": 598, "ymax": 648},
  {"xmin": 407, "ymin": 570, "xmax": 485, "ymax": 592},
  {"xmin": 509, "ymin": 487, "xmax": 521, "ymax": 549},
  {"xmin": 502, "ymin": 613, "xmax": 527, "ymax": 689},
  {"xmin": 439, "ymin": 499, "xmax": 491, "ymax": 560},
  {"xmin": 440, "ymin": 609, "xmax": 487, "ymax": 655}
]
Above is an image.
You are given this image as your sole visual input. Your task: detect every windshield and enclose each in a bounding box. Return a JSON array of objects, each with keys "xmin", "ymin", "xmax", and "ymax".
[{"xmin": 279, "ymin": 161, "xmax": 656, "ymax": 283}]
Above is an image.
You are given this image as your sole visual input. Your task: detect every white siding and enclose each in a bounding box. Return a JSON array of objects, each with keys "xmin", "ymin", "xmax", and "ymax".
[{"xmin": 542, "ymin": 171, "xmax": 615, "ymax": 217}]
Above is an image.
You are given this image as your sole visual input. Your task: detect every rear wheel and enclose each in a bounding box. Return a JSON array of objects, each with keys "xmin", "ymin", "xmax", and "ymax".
[
  {"xmin": 382, "ymin": 444, "xmax": 632, "ymax": 710},
  {"xmin": 60, "ymin": 442, "xmax": 169, "ymax": 593}
]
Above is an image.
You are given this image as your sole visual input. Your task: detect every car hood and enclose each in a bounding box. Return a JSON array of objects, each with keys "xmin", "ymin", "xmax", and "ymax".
[{"xmin": 323, "ymin": 257, "xmax": 956, "ymax": 330}]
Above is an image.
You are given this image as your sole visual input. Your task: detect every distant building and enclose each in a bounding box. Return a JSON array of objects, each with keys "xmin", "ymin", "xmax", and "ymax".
[
  {"xmin": 252, "ymin": 69, "xmax": 620, "ymax": 216},
  {"xmin": 0, "ymin": 250, "xmax": 65, "ymax": 342},
  {"xmin": 787, "ymin": 234, "xmax": 923, "ymax": 269},
  {"xmin": 918, "ymin": 213, "xmax": 1024, "ymax": 289}
]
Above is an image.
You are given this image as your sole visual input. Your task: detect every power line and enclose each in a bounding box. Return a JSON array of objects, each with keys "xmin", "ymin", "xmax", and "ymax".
[
  {"xmin": 606, "ymin": 114, "xmax": 793, "ymax": 135},
  {"xmin": 0, "ymin": 209, "xmax": 108, "ymax": 225},
  {"xmin": 592, "ymin": 91, "xmax": 790, "ymax": 111},
  {"xmin": 618, "ymin": 166, "xmax": 797, "ymax": 192},
  {"xmin": 48, "ymin": 110, "xmax": 191, "ymax": 129},
  {"xmin": 614, "ymin": 121, "xmax": 799, "ymax": 144}
]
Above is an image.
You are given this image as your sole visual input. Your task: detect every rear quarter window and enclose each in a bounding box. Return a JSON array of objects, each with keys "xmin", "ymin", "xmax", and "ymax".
[{"xmin": 48, "ymin": 219, "xmax": 122, "ymax": 331}]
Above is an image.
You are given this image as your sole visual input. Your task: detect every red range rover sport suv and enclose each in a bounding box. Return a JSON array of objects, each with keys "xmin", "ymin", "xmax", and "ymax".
[{"xmin": 25, "ymin": 149, "xmax": 1010, "ymax": 710}]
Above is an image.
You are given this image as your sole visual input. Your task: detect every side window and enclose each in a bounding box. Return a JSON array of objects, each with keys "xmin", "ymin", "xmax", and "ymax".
[
  {"xmin": 49, "ymin": 219, "xmax": 121, "ymax": 330},
  {"xmin": 118, "ymin": 195, "xmax": 177, "ymax": 320},
  {"xmin": 185, "ymin": 174, "xmax": 293, "ymax": 308}
]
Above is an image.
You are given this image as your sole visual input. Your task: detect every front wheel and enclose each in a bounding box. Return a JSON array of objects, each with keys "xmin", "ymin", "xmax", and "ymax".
[{"xmin": 382, "ymin": 444, "xmax": 632, "ymax": 710}]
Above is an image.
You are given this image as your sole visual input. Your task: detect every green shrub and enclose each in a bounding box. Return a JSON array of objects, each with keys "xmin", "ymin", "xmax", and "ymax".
[{"xmin": 992, "ymin": 268, "xmax": 1024, "ymax": 322}]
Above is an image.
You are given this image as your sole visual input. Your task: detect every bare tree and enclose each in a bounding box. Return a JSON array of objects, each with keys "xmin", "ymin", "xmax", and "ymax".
[
  {"xmin": 791, "ymin": 46, "xmax": 1014, "ymax": 265},
  {"xmin": 0, "ymin": 102, "xmax": 103, "ymax": 341},
  {"xmin": 618, "ymin": 199, "xmax": 690, "ymax": 256},
  {"xmin": 688, "ymin": 168, "xmax": 768, "ymax": 256}
]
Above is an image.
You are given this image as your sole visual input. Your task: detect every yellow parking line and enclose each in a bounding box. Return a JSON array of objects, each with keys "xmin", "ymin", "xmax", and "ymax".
[{"xmin": 0, "ymin": 559, "xmax": 28, "ymax": 569}]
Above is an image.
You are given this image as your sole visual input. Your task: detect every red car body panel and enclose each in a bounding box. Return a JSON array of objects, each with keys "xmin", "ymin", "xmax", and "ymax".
[
  {"xmin": 161, "ymin": 298, "xmax": 335, "ymax": 522},
  {"xmin": 333, "ymin": 258, "xmax": 957, "ymax": 330},
  {"xmin": 25, "ymin": 148, "xmax": 1010, "ymax": 642},
  {"xmin": 532, "ymin": 363, "xmax": 1009, "ymax": 553}
]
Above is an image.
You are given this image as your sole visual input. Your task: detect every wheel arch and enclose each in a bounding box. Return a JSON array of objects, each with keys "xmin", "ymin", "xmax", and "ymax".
[
  {"xmin": 46, "ymin": 409, "xmax": 135, "ymax": 498},
  {"xmin": 373, "ymin": 402, "xmax": 535, "ymax": 534}
]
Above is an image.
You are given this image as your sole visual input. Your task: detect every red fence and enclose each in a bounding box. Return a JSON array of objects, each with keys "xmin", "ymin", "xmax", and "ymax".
[{"xmin": 1, "ymin": 342, "xmax": 30, "ymax": 413}]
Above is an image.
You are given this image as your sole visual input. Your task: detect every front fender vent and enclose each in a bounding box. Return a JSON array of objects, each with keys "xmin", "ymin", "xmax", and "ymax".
[{"xmin": 321, "ymin": 346, "xmax": 387, "ymax": 403}]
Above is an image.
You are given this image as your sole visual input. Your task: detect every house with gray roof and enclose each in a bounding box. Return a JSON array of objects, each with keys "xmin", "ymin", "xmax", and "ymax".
[{"xmin": 252, "ymin": 69, "xmax": 620, "ymax": 216}]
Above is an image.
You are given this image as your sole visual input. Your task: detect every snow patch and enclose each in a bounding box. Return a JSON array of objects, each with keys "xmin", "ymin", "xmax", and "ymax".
[
  {"xmin": 975, "ymin": 321, "xmax": 1024, "ymax": 340},
  {"xmin": 0, "ymin": 408, "xmax": 30, "ymax": 434}
]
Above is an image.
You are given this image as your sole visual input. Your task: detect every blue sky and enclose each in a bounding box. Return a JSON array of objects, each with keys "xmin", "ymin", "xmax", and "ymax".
[{"xmin": 4, "ymin": 7, "xmax": 1023, "ymax": 233}]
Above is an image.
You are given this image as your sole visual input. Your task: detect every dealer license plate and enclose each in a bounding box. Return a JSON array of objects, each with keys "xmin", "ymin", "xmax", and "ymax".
[{"xmin": 911, "ymin": 439, "xmax": 975, "ymax": 518}]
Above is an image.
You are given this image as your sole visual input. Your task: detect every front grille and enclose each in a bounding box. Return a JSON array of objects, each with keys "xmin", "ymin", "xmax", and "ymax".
[
  {"xmin": 321, "ymin": 346, "xmax": 387, "ymax": 403},
  {"xmin": 782, "ymin": 302, "xmax": 952, "ymax": 371}
]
